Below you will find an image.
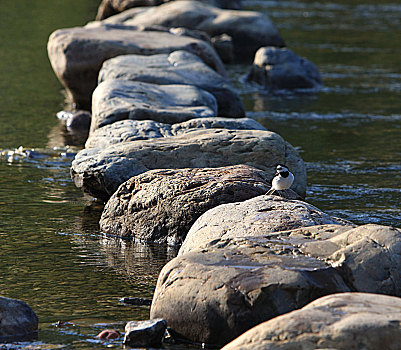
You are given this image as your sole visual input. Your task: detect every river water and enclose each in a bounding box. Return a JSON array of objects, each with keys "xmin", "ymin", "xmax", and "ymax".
[{"xmin": 0, "ymin": 0, "xmax": 400, "ymax": 349}]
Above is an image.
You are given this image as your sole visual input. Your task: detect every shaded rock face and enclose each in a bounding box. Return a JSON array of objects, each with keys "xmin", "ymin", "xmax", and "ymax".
[
  {"xmin": 98, "ymin": 51, "xmax": 245, "ymax": 117},
  {"xmin": 248, "ymin": 46, "xmax": 322, "ymax": 90},
  {"xmin": 85, "ymin": 117, "xmax": 266, "ymax": 149},
  {"xmin": 71, "ymin": 128, "xmax": 306, "ymax": 200},
  {"xmin": 0, "ymin": 297, "xmax": 38, "ymax": 342},
  {"xmin": 96, "ymin": 0, "xmax": 243, "ymax": 20},
  {"xmin": 47, "ymin": 25, "xmax": 225, "ymax": 109},
  {"xmin": 91, "ymin": 80, "xmax": 218, "ymax": 132},
  {"xmin": 100, "ymin": 165, "xmax": 271, "ymax": 244},
  {"xmin": 152, "ymin": 224, "xmax": 401, "ymax": 346},
  {"xmin": 222, "ymin": 292, "xmax": 401, "ymax": 350},
  {"xmin": 124, "ymin": 319, "xmax": 167, "ymax": 347},
  {"xmin": 101, "ymin": 0, "xmax": 285, "ymax": 60},
  {"xmin": 179, "ymin": 195, "xmax": 348, "ymax": 255},
  {"xmin": 150, "ymin": 234, "xmax": 350, "ymax": 346}
]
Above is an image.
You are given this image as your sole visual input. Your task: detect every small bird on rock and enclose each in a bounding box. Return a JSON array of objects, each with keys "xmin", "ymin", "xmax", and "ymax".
[{"xmin": 266, "ymin": 164, "xmax": 294, "ymax": 195}]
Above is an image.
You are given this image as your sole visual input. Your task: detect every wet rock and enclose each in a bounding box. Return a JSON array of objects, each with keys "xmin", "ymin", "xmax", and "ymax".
[
  {"xmin": 91, "ymin": 80, "xmax": 218, "ymax": 132},
  {"xmin": 211, "ymin": 34, "xmax": 234, "ymax": 63},
  {"xmin": 57, "ymin": 110, "xmax": 91, "ymax": 133},
  {"xmin": 124, "ymin": 318, "xmax": 167, "ymax": 347},
  {"xmin": 150, "ymin": 235, "xmax": 350, "ymax": 346},
  {"xmin": 0, "ymin": 296, "xmax": 38, "ymax": 342},
  {"xmin": 222, "ymin": 292, "xmax": 401, "ymax": 350},
  {"xmin": 47, "ymin": 25, "xmax": 225, "ymax": 109},
  {"xmin": 98, "ymin": 50, "xmax": 244, "ymax": 117},
  {"xmin": 179, "ymin": 195, "xmax": 348, "ymax": 255},
  {"xmin": 97, "ymin": 329, "xmax": 121, "ymax": 340},
  {"xmin": 101, "ymin": 1, "xmax": 285, "ymax": 60},
  {"xmin": 247, "ymin": 46, "xmax": 322, "ymax": 90},
  {"xmin": 71, "ymin": 128, "xmax": 306, "ymax": 200},
  {"xmin": 85, "ymin": 117, "xmax": 266, "ymax": 149},
  {"xmin": 100, "ymin": 165, "xmax": 271, "ymax": 244},
  {"xmin": 96, "ymin": 0, "xmax": 243, "ymax": 20}
]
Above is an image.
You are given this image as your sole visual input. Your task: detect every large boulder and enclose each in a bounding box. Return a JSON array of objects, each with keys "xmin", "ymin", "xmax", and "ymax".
[
  {"xmin": 47, "ymin": 25, "xmax": 225, "ymax": 109},
  {"xmin": 96, "ymin": 0, "xmax": 243, "ymax": 20},
  {"xmin": 150, "ymin": 234, "xmax": 350, "ymax": 346},
  {"xmin": 85, "ymin": 117, "xmax": 266, "ymax": 149},
  {"xmin": 0, "ymin": 296, "xmax": 38, "ymax": 342},
  {"xmin": 101, "ymin": 0, "xmax": 285, "ymax": 60},
  {"xmin": 71, "ymin": 128, "xmax": 306, "ymax": 200},
  {"xmin": 90, "ymin": 80, "xmax": 217, "ymax": 132},
  {"xmin": 98, "ymin": 51, "xmax": 245, "ymax": 117},
  {"xmin": 222, "ymin": 292, "xmax": 401, "ymax": 350},
  {"xmin": 179, "ymin": 195, "xmax": 351, "ymax": 255},
  {"xmin": 151, "ymin": 223, "xmax": 401, "ymax": 346},
  {"xmin": 248, "ymin": 46, "xmax": 322, "ymax": 90},
  {"xmin": 100, "ymin": 165, "xmax": 271, "ymax": 245}
]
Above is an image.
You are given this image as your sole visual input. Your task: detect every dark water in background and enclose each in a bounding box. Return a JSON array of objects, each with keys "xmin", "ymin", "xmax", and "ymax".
[{"xmin": 0, "ymin": 0, "xmax": 400, "ymax": 348}]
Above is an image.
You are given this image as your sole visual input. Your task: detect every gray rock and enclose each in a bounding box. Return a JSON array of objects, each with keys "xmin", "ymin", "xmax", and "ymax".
[
  {"xmin": 124, "ymin": 318, "xmax": 167, "ymax": 347},
  {"xmin": 101, "ymin": 0, "xmax": 285, "ymax": 60},
  {"xmin": 71, "ymin": 128, "xmax": 306, "ymax": 200},
  {"xmin": 91, "ymin": 80, "xmax": 218, "ymax": 132},
  {"xmin": 96, "ymin": 0, "xmax": 243, "ymax": 20},
  {"xmin": 222, "ymin": 292, "xmax": 401, "ymax": 350},
  {"xmin": 150, "ymin": 235, "xmax": 350, "ymax": 346},
  {"xmin": 0, "ymin": 296, "xmax": 38, "ymax": 342},
  {"xmin": 248, "ymin": 46, "xmax": 322, "ymax": 90},
  {"xmin": 98, "ymin": 50, "xmax": 244, "ymax": 117},
  {"xmin": 100, "ymin": 165, "xmax": 271, "ymax": 244},
  {"xmin": 179, "ymin": 195, "xmax": 349, "ymax": 255},
  {"xmin": 152, "ymin": 223, "xmax": 401, "ymax": 346},
  {"xmin": 47, "ymin": 24, "xmax": 225, "ymax": 109},
  {"xmin": 85, "ymin": 117, "xmax": 266, "ymax": 149}
]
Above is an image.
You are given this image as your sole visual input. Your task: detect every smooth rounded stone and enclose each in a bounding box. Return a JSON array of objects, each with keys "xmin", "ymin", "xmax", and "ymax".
[
  {"xmin": 124, "ymin": 319, "xmax": 167, "ymax": 347},
  {"xmin": 98, "ymin": 50, "xmax": 245, "ymax": 117},
  {"xmin": 57, "ymin": 110, "xmax": 91, "ymax": 133},
  {"xmin": 100, "ymin": 165, "xmax": 271, "ymax": 244},
  {"xmin": 101, "ymin": 0, "xmax": 285, "ymax": 60},
  {"xmin": 248, "ymin": 46, "xmax": 322, "ymax": 90},
  {"xmin": 0, "ymin": 296, "xmax": 38, "ymax": 342},
  {"xmin": 96, "ymin": 0, "xmax": 243, "ymax": 20},
  {"xmin": 71, "ymin": 128, "xmax": 306, "ymax": 200},
  {"xmin": 150, "ymin": 235, "xmax": 350, "ymax": 346},
  {"xmin": 222, "ymin": 292, "xmax": 401, "ymax": 350},
  {"xmin": 179, "ymin": 195, "xmax": 347, "ymax": 255},
  {"xmin": 85, "ymin": 117, "xmax": 266, "ymax": 149},
  {"xmin": 91, "ymin": 80, "xmax": 218, "ymax": 132},
  {"xmin": 47, "ymin": 25, "xmax": 225, "ymax": 109}
]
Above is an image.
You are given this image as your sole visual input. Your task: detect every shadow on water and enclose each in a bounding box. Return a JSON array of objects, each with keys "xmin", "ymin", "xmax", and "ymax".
[{"xmin": 0, "ymin": 0, "xmax": 401, "ymax": 349}]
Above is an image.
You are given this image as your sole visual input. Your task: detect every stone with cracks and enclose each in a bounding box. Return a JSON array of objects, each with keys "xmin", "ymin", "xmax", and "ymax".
[
  {"xmin": 100, "ymin": 165, "xmax": 271, "ymax": 244},
  {"xmin": 85, "ymin": 117, "xmax": 266, "ymax": 149},
  {"xmin": 179, "ymin": 195, "xmax": 350, "ymax": 255},
  {"xmin": 70, "ymin": 129, "xmax": 306, "ymax": 200},
  {"xmin": 222, "ymin": 292, "xmax": 401, "ymax": 350}
]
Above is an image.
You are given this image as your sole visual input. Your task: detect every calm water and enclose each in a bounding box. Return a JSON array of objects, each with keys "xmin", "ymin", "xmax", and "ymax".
[{"xmin": 0, "ymin": 0, "xmax": 400, "ymax": 348}]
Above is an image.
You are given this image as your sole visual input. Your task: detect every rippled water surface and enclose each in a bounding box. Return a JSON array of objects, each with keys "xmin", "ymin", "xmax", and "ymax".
[{"xmin": 0, "ymin": 0, "xmax": 400, "ymax": 349}]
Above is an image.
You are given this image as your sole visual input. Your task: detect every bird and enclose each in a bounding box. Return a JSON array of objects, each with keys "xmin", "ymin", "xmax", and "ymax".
[{"xmin": 266, "ymin": 164, "xmax": 294, "ymax": 195}]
